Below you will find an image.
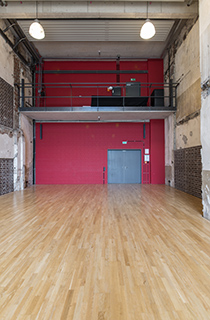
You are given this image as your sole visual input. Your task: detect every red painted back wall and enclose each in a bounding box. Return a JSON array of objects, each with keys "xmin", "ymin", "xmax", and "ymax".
[
  {"xmin": 36, "ymin": 122, "xmax": 151, "ymax": 184},
  {"xmin": 35, "ymin": 60, "xmax": 165, "ymax": 184},
  {"xmin": 37, "ymin": 60, "xmax": 163, "ymax": 107}
]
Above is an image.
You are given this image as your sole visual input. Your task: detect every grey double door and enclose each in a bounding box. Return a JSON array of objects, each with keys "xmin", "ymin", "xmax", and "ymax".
[{"xmin": 108, "ymin": 149, "xmax": 141, "ymax": 184}]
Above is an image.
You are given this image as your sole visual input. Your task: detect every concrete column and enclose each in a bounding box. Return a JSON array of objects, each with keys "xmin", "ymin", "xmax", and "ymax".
[
  {"xmin": 165, "ymin": 114, "xmax": 175, "ymax": 187},
  {"xmin": 200, "ymin": 0, "xmax": 210, "ymax": 219},
  {"xmin": 13, "ymin": 129, "xmax": 25, "ymax": 191}
]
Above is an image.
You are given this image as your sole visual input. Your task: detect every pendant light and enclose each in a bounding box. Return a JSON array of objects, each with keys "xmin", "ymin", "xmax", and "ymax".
[
  {"xmin": 29, "ymin": 1, "xmax": 45, "ymax": 40},
  {"xmin": 140, "ymin": 2, "xmax": 156, "ymax": 40}
]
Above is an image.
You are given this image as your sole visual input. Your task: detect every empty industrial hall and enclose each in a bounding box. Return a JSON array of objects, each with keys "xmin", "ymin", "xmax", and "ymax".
[{"xmin": 1, "ymin": 0, "xmax": 210, "ymax": 319}]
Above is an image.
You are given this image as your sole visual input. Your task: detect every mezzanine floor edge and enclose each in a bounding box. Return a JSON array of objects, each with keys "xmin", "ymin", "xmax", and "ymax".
[
  {"xmin": 0, "ymin": 184, "xmax": 209, "ymax": 320},
  {"xmin": 20, "ymin": 107, "xmax": 175, "ymax": 122}
]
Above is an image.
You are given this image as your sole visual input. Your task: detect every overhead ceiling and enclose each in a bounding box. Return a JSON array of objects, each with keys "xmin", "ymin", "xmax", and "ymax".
[
  {"xmin": 18, "ymin": 20, "xmax": 175, "ymax": 42},
  {"xmin": 17, "ymin": 19, "xmax": 175, "ymax": 59},
  {"xmin": 1, "ymin": 0, "xmax": 198, "ymax": 59}
]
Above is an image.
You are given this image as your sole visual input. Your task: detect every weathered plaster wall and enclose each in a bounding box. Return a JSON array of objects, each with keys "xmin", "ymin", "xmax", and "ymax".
[
  {"xmin": 174, "ymin": 20, "xmax": 201, "ymax": 145},
  {"xmin": 200, "ymin": 0, "xmax": 210, "ymax": 219},
  {"xmin": 0, "ymin": 19, "xmax": 33, "ymax": 194},
  {"xmin": 0, "ymin": 20, "xmax": 14, "ymax": 86},
  {"xmin": 176, "ymin": 113, "xmax": 200, "ymax": 149},
  {"xmin": 13, "ymin": 54, "xmax": 33, "ymax": 188},
  {"xmin": 0, "ymin": 20, "xmax": 15, "ymax": 195},
  {"xmin": 164, "ymin": 19, "xmax": 201, "ymax": 196},
  {"xmin": 0, "ymin": 128, "xmax": 14, "ymax": 159}
]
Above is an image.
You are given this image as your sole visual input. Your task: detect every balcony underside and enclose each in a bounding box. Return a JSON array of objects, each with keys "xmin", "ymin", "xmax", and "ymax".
[{"xmin": 20, "ymin": 106, "xmax": 175, "ymax": 122}]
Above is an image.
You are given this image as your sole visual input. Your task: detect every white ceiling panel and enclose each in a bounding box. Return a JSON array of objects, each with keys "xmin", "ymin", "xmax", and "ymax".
[{"xmin": 18, "ymin": 19, "xmax": 174, "ymax": 42}]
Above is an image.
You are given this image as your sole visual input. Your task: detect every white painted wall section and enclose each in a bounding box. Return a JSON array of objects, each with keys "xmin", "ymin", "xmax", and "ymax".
[
  {"xmin": 199, "ymin": 0, "xmax": 210, "ymax": 219},
  {"xmin": 0, "ymin": 132, "xmax": 14, "ymax": 158}
]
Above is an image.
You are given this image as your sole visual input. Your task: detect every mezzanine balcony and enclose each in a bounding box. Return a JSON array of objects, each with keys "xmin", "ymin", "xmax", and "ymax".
[{"xmin": 17, "ymin": 81, "xmax": 177, "ymax": 122}]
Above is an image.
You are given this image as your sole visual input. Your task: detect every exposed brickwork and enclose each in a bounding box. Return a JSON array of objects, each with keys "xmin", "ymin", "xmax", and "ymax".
[
  {"xmin": 174, "ymin": 146, "xmax": 202, "ymax": 198},
  {"xmin": 0, "ymin": 77, "xmax": 13, "ymax": 128},
  {"xmin": 0, "ymin": 159, "xmax": 14, "ymax": 195}
]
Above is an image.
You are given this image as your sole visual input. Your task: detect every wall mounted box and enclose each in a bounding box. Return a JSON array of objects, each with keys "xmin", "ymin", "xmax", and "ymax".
[
  {"xmin": 151, "ymin": 89, "xmax": 164, "ymax": 107},
  {"xmin": 126, "ymin": 82, "xmax": 141, "ymax": 96}
]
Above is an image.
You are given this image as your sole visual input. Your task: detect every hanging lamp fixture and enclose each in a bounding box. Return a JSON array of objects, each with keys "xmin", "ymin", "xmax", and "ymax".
[
  {"xmin": 29, "ymin": 1, "xmax": 45, "ymax": 40},
  {"xmin": 140, "ymin": 2, "xmax": 156, "ymax": 40}
]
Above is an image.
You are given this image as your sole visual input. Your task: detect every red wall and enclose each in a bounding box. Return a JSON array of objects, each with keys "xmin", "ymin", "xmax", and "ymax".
[
  {"xmin": 36, "ymin": 121, "xmax": 165, "ymax": 185},
  {"xmin": 36, "ymin": 60, "xmax": 163, "ymax": 107},
  {"xmin": 36, "ymin": 122, "xmax": 151, "ymax": 184},
  {"xmin": 35, "ymin": 60, "xmax": 165, "ymax": 185},
  {"xmin": 148, "ymin": 59, "xmax": 163, "ymax": 83},
  {"xmin": 150, "ymin": 119, "xmax": 165, "ymax": 184},
  {"xmin": 41, "ymin": 61, "xmax": 117, "ymax": 107}
]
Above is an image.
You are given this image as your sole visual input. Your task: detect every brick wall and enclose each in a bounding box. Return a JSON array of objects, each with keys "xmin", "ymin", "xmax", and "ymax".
[
  {"xmin": 14, "ymin": 55, "xmax": 21, "ymax": 129},
  {"xmin": 0, "ymin": 77, "xmax": 13, "ymax": 128},
  {"xmin": 174, "ymin": 146, "xmax": 202, "ymax": 198},
  {"xmin": 0, "ymin": 77, "xmax": 14, "ymax": 196},
  {"xmin": 0, "ymin": 159, "xmax": 14, "ymax": 195}
]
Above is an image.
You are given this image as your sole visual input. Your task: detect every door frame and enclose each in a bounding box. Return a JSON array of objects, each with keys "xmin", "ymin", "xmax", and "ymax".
[{"xmin": 107, "ymin": 149, "xmax": 142, "ymax": 184}]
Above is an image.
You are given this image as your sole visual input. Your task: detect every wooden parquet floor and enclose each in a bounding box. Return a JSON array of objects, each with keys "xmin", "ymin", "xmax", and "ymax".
[{"xmin": 0, "ymin": 184, "xmax": 209, "ymax": 320}]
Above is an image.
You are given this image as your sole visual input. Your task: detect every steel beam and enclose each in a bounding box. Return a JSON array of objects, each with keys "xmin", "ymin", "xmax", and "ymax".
[{"xmin": 0, "ymin": 1, "xmax": 198, "ymax": 19}]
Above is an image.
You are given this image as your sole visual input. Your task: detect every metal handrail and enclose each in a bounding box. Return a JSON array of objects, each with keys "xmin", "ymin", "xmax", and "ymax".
[{"xmin": 16, "ymin": 81, "xmax": 178, "ymax": 109}]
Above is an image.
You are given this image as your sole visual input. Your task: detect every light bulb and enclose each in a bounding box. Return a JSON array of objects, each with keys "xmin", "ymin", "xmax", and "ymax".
[
  {"xmin": 29, "ymin": 19, "xmax": 45, "ymax": 40},
  {"xmin": 140, "ymin": 19, "xmax": 156, "ymax": 40}
]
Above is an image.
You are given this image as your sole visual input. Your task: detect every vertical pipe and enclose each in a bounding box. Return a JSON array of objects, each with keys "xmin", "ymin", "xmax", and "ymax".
[
  {"xmin": 21, "ymin": 78, "xmax": 25, "ymax": 108},
  {"xmin": 169, "ymin": 79, "xmax": 173, "ymax": 107},
  {"xmin": 103, "ymin": 167, "xmax": 106, "ymax": 184},
  {"xmin": 40, "ymin": 124, "xmax": 43, "ymax": 140},
  {"xmin": 148, "ymin": 84, "xmax": 151, "ymax": 106},
  {"xmin": 33, "ymin": 120, "xmax": 36, "ymax": 185},
  {"xmin": 174, "ymin": 84, "xmax": 177, "ymax": 109},
  {"xmin": 17, "ymin": 84, "xmax": 20, "ymax": 109},
  {"xmin": 116, "ymin": 56, "xmax": 120, "ymax": 83},
  {"xmin": 143, "ymin": 123, "xmax": 146, "ymax": 139},
  {"xmin": 33, "ymin": 67, "xmax": 36, "ymax": 107},
  {"xmin": 70, "ymin": 84, "xmax": 72, "ymax": 107},
  {"xmin": 116, "ymin": 56, "xmax": 120, "ymax": 107},
  {"xmin": 97, "ymin": 85, "xmax": 99, "ymax": 110}
]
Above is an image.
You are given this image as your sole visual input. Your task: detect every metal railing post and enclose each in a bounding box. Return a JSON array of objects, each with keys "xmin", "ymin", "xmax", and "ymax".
[
  {"xmin": 169, "ymin": 79, "xmax": 173, "ymax": 107},
  {"xmin": 69, "ymin": 84, "xmax": 72, "ymax": 107},
  {"xmin": 97, "ymin": 85, "xmax": 99, "ymax": 110},
  {"xmin": 122, "ymin": 84, "xmax": 125, "ymax": 108}
]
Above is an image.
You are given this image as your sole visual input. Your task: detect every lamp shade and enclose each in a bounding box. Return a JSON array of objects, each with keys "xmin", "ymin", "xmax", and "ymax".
[
  {"xmin": 29, "ymin": 19, "xmax": 45, "ymax": 40},
  {"xmin": 140, "ymin": 19, "xmax": 156, "ymax": 40}
]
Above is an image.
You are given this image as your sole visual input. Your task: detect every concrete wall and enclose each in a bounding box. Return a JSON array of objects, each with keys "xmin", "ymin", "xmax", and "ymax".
[
  {"xmin": 164, "ymin": 19, "xmax": 201, "ymax": 192},
  {"xmin": 199, "ymin": 0, "xmax": 210, "ymax": 219},
  {"xmin": 175, "ymin": 20, "xmax": 201, "ymax": 148}
]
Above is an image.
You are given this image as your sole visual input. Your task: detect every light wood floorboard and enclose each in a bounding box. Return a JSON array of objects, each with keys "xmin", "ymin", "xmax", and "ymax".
[{"xmin": 0, "ymin": 185, "xmax": 209, "ymax": 320}]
